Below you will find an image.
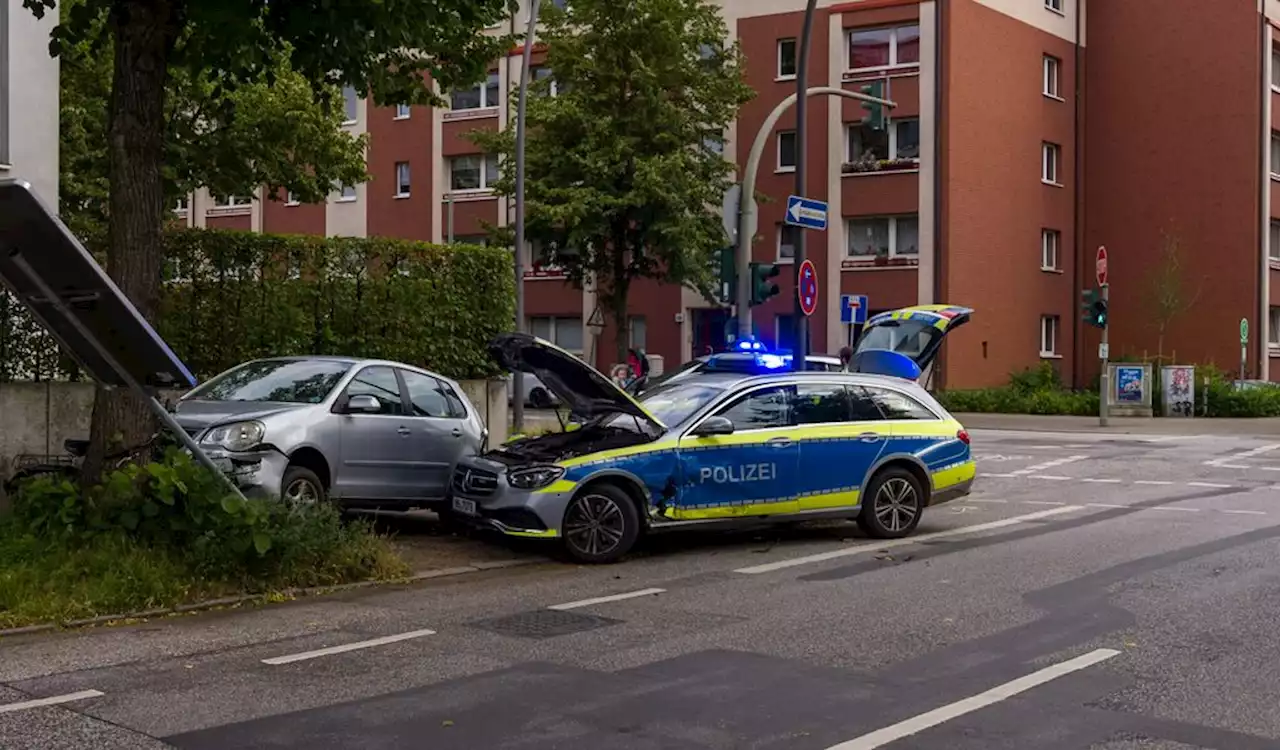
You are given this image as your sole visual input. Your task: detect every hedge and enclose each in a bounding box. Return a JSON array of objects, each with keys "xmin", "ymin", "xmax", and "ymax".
[{"xmin": 0, "ymin": 229, "xmax": 515, "ymax": 383}]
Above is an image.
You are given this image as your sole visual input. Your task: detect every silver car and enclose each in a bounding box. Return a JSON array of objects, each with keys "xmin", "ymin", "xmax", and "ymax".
[{"xmin": 173, "ymin": 356, "xmax": 487, "ymax": 507}]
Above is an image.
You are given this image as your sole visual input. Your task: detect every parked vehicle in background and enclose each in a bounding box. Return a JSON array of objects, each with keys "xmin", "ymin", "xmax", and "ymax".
[
  {"xmin": 507, "ymin": 372, "xmax": 561, "ymax": 409},
  {"xmin": 172, "ymin": 356, "xmax": 486, "ymax": 508}
]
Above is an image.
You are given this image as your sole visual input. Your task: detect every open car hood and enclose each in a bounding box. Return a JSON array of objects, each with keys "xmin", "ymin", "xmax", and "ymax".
[
  {"xmin": 851, "ymin": 304, "xmax": 973, "ymax": 379},
  {"xmin": 489, "ymin": 333, "xmax": 667, "ymax": 431}
]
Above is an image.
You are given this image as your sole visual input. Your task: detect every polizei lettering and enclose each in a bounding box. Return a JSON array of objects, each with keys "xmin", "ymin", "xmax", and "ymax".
[{"xmin": 699, "ymin": 463, "xmax": 776, "ymax": 484}]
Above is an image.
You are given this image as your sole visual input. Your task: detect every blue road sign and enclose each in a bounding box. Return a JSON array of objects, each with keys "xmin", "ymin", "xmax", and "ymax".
[
  {"xmin": 784, "ymin": 195, "xmax": 828, "ymax": 230},
  {"xmin": 840, "ymin": 294, "xmax": 868, "ymax": 324},
  {"xmin": 797, "ymin": 259, "xmax": 819, "ymax": 316}
]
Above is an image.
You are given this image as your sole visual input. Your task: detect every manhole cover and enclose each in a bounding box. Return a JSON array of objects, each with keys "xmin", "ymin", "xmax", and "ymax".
[{"xmin": 469, "ymin": 609, "xmax": 621, "ymax": 639}]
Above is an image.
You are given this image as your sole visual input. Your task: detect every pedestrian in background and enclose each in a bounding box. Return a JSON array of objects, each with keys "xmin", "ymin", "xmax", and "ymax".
[{"xmin": 838, "ymin": 346, "xmax": 854, "ymax": 372}]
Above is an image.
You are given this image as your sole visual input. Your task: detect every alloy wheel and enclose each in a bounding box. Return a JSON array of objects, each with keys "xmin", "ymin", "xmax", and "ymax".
[
  {"xmin": 284, "ymin": 478, "xmax": 319, "ymax": 505},
  {"xmin": 873, "ymin": 477, "xmax": 919, "ymax": 533},
  {"xmin": 564, "ymin": 493, "xmax": 626, "ymax": 557}
]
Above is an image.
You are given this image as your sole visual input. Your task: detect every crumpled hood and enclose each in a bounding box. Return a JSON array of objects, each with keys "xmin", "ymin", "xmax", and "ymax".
[{"xmin": 172, "ymin": 399, "xmax": 308, "ymax": 434}]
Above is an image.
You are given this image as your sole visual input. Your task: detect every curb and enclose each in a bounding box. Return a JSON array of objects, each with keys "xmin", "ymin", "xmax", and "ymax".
[{"xmin": 0, "ymin": 557, "xmax": 542, "ymax": 639}]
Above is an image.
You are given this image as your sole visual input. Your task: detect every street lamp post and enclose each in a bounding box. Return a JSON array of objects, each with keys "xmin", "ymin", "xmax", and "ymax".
[
  {"xmin": 512, "ymin": 0, "xmax": 540, "ymax": 433},
  {"xmin": 792, "ymin": 0, "xmax": 818, "ymax": 368}
]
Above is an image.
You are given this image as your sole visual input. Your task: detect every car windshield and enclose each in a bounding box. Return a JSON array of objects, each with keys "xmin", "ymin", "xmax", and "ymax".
[
  {"xmin": 856, "ymin": 320, "xmax": 942, "ymax": 359},
  {"xmin": 636, "ymin": 382, "xmax": 727, "ymax": 426},
  {"xmin": 187, "ymin": 359, "xmax": 352, "ymax": 404}
]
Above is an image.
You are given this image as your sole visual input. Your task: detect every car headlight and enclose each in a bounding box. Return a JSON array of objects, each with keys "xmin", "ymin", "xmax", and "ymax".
[
  {"xmin": 507, "ymin": 465, "xmax": 565, "ymax": 490},
  {"xmin": 203, "ymin": 420, "xmax": 266, "ymax": 452}
]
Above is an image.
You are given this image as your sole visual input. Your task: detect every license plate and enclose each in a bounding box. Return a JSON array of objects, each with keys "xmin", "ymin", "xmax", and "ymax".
[{"xmin": 452, "ymin": 497, "xmax": 478, "ymax": 516}]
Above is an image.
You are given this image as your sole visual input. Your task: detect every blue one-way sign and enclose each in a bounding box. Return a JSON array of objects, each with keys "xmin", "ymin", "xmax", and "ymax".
[
  {"xmin": 784, "ymin": 195, "xmax": 828, "ymax": 230},
  {"xmin": 840, "ymin": 294, "xmax": 868, "ymax": 324}
]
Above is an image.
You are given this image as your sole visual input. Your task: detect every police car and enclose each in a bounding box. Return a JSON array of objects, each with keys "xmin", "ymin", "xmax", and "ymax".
[{"xmin": 448, "ymin": 305, "xmax": 975, "ymax": 563}]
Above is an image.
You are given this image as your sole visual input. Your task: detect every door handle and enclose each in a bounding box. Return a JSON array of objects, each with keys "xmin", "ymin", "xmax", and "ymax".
[
  {"xmin": 766, "ymin": 436, "xmax": 793, "ymax": 448},
  {"xmin": 857, "ymin": 432, "xmax": 881, "ymax": 443},
  {"xmin": 450, "ymin": 428, "xmax": 463, "ymax": 438},
  {"xmin": 397, "ymin": 426, "xmax": 411, "ymax": 436}
]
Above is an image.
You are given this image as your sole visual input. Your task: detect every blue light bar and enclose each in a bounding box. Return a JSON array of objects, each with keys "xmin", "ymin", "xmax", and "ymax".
[
  {"xmin": 758, "ymin": 353, "xmax": 787, "ymax": 369},
  {"xmin": 736, "ymin": 339, "xmax": 766, "ymax": 352}
]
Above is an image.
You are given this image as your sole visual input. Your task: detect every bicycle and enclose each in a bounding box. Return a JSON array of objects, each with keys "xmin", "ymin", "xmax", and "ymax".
[{"xmin": 3, "ymin": 432, "xmax": 173, "ymax": 496}]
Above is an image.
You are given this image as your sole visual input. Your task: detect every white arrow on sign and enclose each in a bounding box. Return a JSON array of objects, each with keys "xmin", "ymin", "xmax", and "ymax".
[{"xmin": 788, "ymin": 202, "xmax": 826, "ymax": 224}]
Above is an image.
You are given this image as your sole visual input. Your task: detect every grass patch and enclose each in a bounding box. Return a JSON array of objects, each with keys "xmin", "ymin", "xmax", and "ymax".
[{"xmin": 0, "ymin": 451, "xmax": 408, "ymax": 630}]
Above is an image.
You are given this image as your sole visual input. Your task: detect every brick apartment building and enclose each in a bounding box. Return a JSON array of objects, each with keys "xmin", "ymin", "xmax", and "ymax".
[{"xmin": 177, "ymin": 0, "xmax": 1280, "ymax": 389}]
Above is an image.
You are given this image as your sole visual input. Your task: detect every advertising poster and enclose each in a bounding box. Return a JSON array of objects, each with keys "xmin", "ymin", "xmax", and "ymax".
[{"xmin": 1115, "ymin": 366, "xmax": 1144, "ymax": 403}]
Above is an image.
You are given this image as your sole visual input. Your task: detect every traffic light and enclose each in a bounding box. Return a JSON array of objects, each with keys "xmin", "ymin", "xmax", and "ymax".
[
  {"xmin": 716, "ymin": 246, "xmax": 736, "ymax": 304},
  {"xmin": 859, "ymin": 80, "xmax": 885, "ymax": 131},
  {"xmin": 1081, "ymin": 286, "xmax": 1108, "ymax": 329},
  {"xmin": 749, "ymin": 262, "xmax": 781, "ymax": 306}
]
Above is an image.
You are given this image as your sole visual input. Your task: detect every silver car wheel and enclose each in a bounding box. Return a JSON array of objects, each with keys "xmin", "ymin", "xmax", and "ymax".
[
  {"xmin": 564, "ymin": 493, "xmax": 626, "ymax": 557},
  {"xmin": 873, "ymin": 477, "xmax": 919, "ymax": 533},
  {"xmin": 284, "ymin": 478, "xmax": 320, "ymax": 505}
]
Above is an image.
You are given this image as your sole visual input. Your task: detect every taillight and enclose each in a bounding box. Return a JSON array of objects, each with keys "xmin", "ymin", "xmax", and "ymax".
[{"xmin": 957, "ymin": 429, "xmax": 970, "ymax": 445}]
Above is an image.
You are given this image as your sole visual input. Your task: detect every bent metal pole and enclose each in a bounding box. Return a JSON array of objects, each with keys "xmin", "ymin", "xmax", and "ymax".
[
  {"xmin": 736, "ymin": 86, "xmax": 896, "ymax": 339},
  {"xmin": 512, "ymin": 0, "xmax": 540, "ymax": 432}
]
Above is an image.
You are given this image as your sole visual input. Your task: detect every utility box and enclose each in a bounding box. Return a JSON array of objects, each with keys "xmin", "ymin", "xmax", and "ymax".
[{"xmin": 1107, "ymin": 363, "xmax": 1154, "ymax": 417}]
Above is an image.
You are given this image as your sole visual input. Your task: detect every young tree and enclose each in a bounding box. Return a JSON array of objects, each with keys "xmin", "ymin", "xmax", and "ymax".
[
  {"xmin": 1147, "ymin": 227, "xmax": 1202, "ymax": 363},
  {"xmin": 470, "ymin": 0, "xmax": 753, "ymax": 364},
  {"xmin": 24, "ymin": 0, "xmax": 515, "ymax": 482}
]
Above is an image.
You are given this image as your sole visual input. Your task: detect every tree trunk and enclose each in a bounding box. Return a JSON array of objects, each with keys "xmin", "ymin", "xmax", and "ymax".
[{"xmin": 82, "ymin": 0, "xmax": 180, "ymax": 485}]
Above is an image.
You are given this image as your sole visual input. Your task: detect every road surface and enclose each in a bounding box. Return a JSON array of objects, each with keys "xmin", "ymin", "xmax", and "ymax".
[{"xmin": 4, "ymin": 428, "xmax": 1280, "ymax": 748}]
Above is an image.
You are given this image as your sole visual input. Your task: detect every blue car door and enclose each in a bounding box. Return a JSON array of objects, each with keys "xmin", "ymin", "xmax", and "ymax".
[
  {"xmin": 675, "ymin": 384, "xmax": 801, "ymax": 519},
  {"xmin": 792, "ymin": 383, "xmax": 888, "ymax": 512}
]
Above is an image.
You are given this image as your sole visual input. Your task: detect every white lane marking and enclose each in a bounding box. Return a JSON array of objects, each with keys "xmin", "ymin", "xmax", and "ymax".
[
  {"xmin": 0, "ymin": 690, "xmax": 105, "ymax": 715},
  {"xmin": 1135, "ymin": 480, "xmax": 1173, "ymax": 485},
  {"xmin": 968, "ymin": 498, "xmax": 1008, "ymax": 503},
  {"xmin": 1029, "ymin": 475, "xmax": 1071, "ymax": 481},
  {"xmin": 734, "ymin": 507, "xmax": 1080, "ymax": 575},
  {"xmin": 1024, "ymin": 500, "xmax": 1067, "ymax": 505},
  {"xmin": 1081, "ymin": 478, "xmax": 1122, "ymax": 484},
  {"xmin": 1219, "ymin": 464, "xmax": 1252, "ymax": 470},
  {"xmin": 1187, "ymin": 482, "xmax": 1234, "ymax": 488},
  {"xmin": 1087, "ymin": 503, "xmax": 1126, "ymax": 509},
  {"xmin": 1206, "ymin": 443, "xmax": 1280, "ymax": 467},
  {"xmin": 1149, "ymin": 506, "xmax": 1201, "ymax": 513},
  {"xmin": 982, "ymin": 473, "xmax": 1019, "ymax": 478},
  {"xmin": 547, "ymin": 588, "xmax": 666, "ymax": 611},
  {"xmin": 824, "ymin": 649, "xmax": 1121, "ymax": 750},
  {"xmin": 262, "ymin": 629, "xmax": 437, "ymax": 665},
  {"xmin": 1222, "ymin": 509, "xmax": 1267, "ymax": 515},
  {"xmin": 1010, "ymin": 455, "xmax": 1087, "ymax": 476}
]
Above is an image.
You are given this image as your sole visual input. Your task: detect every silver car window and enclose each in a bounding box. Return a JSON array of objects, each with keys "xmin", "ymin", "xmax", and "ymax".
[
  {"xmin": 402, "ymin": 370, "xmax": 464, "ymax": 419},
  {"xmin": 344, "ymin": 366, "xmax": 405, "ymax": 415},
  {"xmin": 712, "ymin": 385, "xmax": 793, "ymax": 431},
  {"xmin": 190, "ymin": 359, "xmax": 350, "ymax": 404}
]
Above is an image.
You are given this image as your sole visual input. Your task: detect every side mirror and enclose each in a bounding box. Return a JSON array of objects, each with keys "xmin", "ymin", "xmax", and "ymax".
[
  {"xmin": 345, "ymin": 394, "xmax": 382, "ymax": 414},
  {"xmin": 691, "ymin": 415, "xmax": 735, "ymax": 437}
]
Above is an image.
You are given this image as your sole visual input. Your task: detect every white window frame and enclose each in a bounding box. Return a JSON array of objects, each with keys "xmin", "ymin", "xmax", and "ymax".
[
  {"xmin": 628, "ymin": 315, "xmax": 647, "ymax": 350},
  {"xmin": 1044, "ymin": 0, "xmax": 1064, "ymax": 14},
  {"xmin": 777, "ymin": 38, "xmax": 797, "ymax": 80},
  {"xmin": 1271, "ymin": 220, "xmax": 1280, "ymax": 262},
  {"xmin": 174, "ymin": 196, "xmax": 190, "ymax": 213},
  {"xmin": 395, "ymin": 162, "xmax": 411, "ymax": 197},
  {"xmin": 1042, "ymin": 142, "xmax": 1061, "ymax": 185},
  {"xmin": 845, "ymin": 214, "xmax": 919, "ymax": 259},
  {"xmin": 395, "ymin": 103, "xmax": 411, "ymax": 119},
  {"xmin": 530, "ymin": 65, "xmax": 560, "ymax": 97},
  {"xmin": 337, "ymin": 183, "xmax": 357, "ymax": 202},
  {"xmin": 342, "ymin": 86, "xmax": 358, "ymax": 125},
  {"xmin": 846, "ymin": 118, "xmax": 920, "ymax": 163},
  {"xmin": 777, "ymin": 223, "xmax": 799, "ymax": 263},
  {"xmin": 448, "ymin": 154, "xmax": 500, "ymax": 193},
  {"xmin": 1041, "ymin": 228, "xmax": 1060, "ymax": 271},
  {"xmin": 1269, "ymin": 307, "xmax": 1280, "ymax": 346},
  {"xmin": 450, "ymin": 72, "xmax": 501, "ymax": 111},
  {"xmin": 847, "ymin": 24, "xmax": 921, "ymax": 73},
  {"xmin": 1040, "ymin": 315, "xmax": 1060, "ymax": 357},
  {"xmin": 1043, "ymin": 55, "xmax": 1061, "ymax": 99},
  {"xmin": 285, "ymin": 191, "xmax": 299, "ymax": 206},
  {"xmin": 212, "ymin": 194, "xmax": 250, "ymax": 208},
  {"xmin": 777, "ymin": 130, "xmax": 797, "ymax": 172}
]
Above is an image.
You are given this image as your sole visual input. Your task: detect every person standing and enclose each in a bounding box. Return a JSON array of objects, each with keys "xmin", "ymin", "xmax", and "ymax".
[{"xmin": 838, "ymin": 346, "xmax": 854, "ymax": 372}]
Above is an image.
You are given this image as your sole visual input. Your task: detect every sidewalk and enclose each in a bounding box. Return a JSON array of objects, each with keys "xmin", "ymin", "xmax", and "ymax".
[{"xmin": 955, "ymin": 412, "xmax": 1280, "ymax": 437}]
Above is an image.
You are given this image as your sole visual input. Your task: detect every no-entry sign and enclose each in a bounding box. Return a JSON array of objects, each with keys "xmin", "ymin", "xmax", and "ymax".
[{"xmin": 1096, "ymin": 245, "xmax": 1108, "ymax": 286}]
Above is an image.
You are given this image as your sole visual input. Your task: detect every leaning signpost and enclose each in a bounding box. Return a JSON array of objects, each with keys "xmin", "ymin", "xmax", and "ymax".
[
  {"xmin": 1240, "ymin": 317, "xmax": 1249, "ymax": 382},
  {"xmin": 1096, "ymin": 245, "xmax": 1110, "ymax": 426}
]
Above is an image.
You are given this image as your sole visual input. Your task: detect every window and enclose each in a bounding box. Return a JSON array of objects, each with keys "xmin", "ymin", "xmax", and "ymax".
[
  {"xmin": 846, "ymin": 215, "xmax": 918, "ymax": 258},
  {"xmin": 862, "ymin": 386, "xmax": 936, "ymax": 420},
  {"xmin": 401, "ymin": 370, "xmax": 466, "ymax": 419},
  {"xmin": 395, "ymin": 162, "xmax": 411, "ymax": 197},
  {"xmin": 1273, "ymin": 47, "xmax": 1280, "ymax": 89},
  {"xmin": 1044, "ymin": 0, "xmax": 1063, "ymax": 13},
  {"xmin": 338, "ymin": 183, "xmax": 357, "ymax": 201},
  {"xmin": 1272, "ymin": 132, "xmax": 1280, "ymax": 177},
  {"xmin": 342, "ymin": 86, "xmax": 358, "ymax": 123},
  {"xmin": 1043, "ymin": 55, "xmax": 1061, "ymax": 98},
  {"xmin": 449, "ymin": 154, "xmax": 500, "ymax": 191},
  {"xmin": 777, "ymin": 130, "xmax": 797, "ymax": 171},
  {"xmin": 792, "ymin": 384, "xmax": 852, "ymax": 425},
  {"xmin": 848, "ymin": 118, "xmax": 919, "ymax": 163},
  {"xmin": 451, "ymin": 71, "xmax": 501, "ymax": 110},
  {"xmin": 1271, "ymin": 220, "xmax": 1280, "ymax": 262},
  {"xmin": 1271, "ymin": 307, "xmax": 1280, "ymax": 346},
  {"xmin": 530, "ymin": 316, "xmax": 584, "ymax": 353},
  {"xmin": 174, "ymin": 196, "xmax": 189, "ymax": 212},
  {"xmin": 778, "ymin": 224, "xmax": 799, "ymax": 262},
  {"xmin": 531, "ymin": 239, "xmax": 579, "ymax": 267},
  {"xmin": 847, "ymin": 386, "xmax": 888, "ymax": 421},
  {"xmin": 1040, "ymin": 315, "xmax": 1059, "ymax": 357},
  {"xmin": 212, "ymin": 195, "xmax": 250, "ymax": 207},
  {"xmin": 395, "ymin": 103, "xmax": 411, "ymax": 119},
  {"xmin": 530, "ymin": 65, "xmax": 559, "ymax": 96},
  {"xmin": 848, "ymin": 24, "xmax": 919, "ymax": 71},
  {"xmin": 1042, "ymin": 142, "xmax": 1061, "ymax": 184},
  {"xmin": 702, "ymin": 134, "xmax": 725, "ymax": 156},
  {"xmin": 455, "ymin": 234, "xmax": 489, "ymax": 246},
  {"xmin": 777, "ymin": 38, "xmax": 797, "ymax": 78},
  {"xmin": 629, "ymin": 316, "xmax": 647, "ymax": 350},
  {"xmin": 343, "ymin": 366, "xmax": 404, "ymax": 415},
  {"xmin": 713, "ymin": 385, "xmax": 793, "ymax": 432},
  {"xmin": 285, "ymin": 191, "xmax": 298, "ymax": 206},
  {"xmin": 1041, "ymin": 229, "xmax": 1060, "ymax": 271}
]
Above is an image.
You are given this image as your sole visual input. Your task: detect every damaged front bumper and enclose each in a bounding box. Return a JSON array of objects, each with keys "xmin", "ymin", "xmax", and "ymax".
[
  {"xmin": 201, "ymin": 446, "xmax": 289, "ymax": 499},
  {"xmin": 446, "ymin": 457, "xmax": 570, "ymax": 539}
]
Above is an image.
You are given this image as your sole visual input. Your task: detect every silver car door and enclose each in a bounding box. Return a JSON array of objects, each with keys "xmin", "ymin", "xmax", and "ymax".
[
  {"xmin": 400, "ymin": 369, "xmax": 470, "ymax": 500},
  {"xmin": 335, "ymin": 365, "xmax": 415, "ymax": 500}
]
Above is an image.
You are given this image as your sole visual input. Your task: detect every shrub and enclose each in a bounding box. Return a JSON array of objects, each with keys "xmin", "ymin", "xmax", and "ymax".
[
  {"xmin": 0, "ymin": 228, "xmax": 515, "ymax": 383},
  {"xmin": 936, "ymin": 363, "xmax": 1098, "ymax": 416}
]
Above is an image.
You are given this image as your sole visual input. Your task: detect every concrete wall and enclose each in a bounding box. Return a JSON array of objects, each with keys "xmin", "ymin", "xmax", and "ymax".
[{"xmin": 0, "ymin": 380, "xmax": 510, "ymax": 478}]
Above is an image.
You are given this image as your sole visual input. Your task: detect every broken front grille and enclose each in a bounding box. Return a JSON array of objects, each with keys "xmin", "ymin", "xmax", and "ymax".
[{"xmin": 452, "ymin": 466, "xmax": 499, "ymax": 496}]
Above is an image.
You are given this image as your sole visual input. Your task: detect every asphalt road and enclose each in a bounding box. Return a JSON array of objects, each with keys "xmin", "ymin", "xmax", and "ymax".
[{"xmin": 6, "ymin": 428, "xmax": 1280, "ymax": 748}]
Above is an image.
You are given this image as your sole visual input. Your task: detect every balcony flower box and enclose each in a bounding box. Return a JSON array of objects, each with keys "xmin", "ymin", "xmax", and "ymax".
[{"xmin": 841, "ymin": 158, "xmax": 919, "ymax": 175}]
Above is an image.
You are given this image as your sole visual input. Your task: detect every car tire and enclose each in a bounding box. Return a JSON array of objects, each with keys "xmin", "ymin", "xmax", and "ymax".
[
  {"xmin": 529, "ymin": 387, "xmax": 553, "ymax": 409},
  {"xmin": 856, "ymin": 466, "xmax": 925, "ymax": 539},
  {"xmin": 561, "ymin": 483, "xmax": 640, "ymax": 564},
  {"xmin": 282, "ymin": 466, "xmax": 327, "ymax": 506}
]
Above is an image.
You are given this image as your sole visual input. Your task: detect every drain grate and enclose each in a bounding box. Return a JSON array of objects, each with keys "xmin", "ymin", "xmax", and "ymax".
[{"xmin": 469, "ymin": 609, "xmax": 622, "ymax": 639}]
